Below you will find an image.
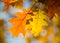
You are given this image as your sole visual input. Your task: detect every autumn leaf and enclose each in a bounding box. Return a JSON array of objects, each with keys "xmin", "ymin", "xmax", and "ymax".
[
  {"xmin": 9, "ymin": 10, "xmax": 32, "ymax": 37},
  {"xmin": 26, "ymin": 10, "xmax": 48, "ymax": 37},
  {"xmin": 2, "ymin": 0, "xmax": 18, "ymax": 10},
  {"xmin": 46, "ymin": 0, "xmax": 60, "ymax": 19}
]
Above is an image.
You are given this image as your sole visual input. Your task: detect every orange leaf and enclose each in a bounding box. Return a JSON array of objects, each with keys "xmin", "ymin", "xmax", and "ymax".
[
  {"xmin": 2, "ymin": 0, "xmax": 17, "ymax": 10},
  {"xmin": 9, "ymin": 10, "xmax": 32, "ymax": 37}
]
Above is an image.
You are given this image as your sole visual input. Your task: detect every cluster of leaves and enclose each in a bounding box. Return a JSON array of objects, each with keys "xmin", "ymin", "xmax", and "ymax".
[
  {"xmin": 8, "ymin": 0, "xmax": 60, "ymax": 43},
  {"xmin": 9, "ymin": 8, "xmax": 48, "ymax": 37}
]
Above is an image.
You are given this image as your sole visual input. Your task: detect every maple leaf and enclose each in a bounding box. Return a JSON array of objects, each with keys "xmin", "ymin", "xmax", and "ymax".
[
  {"xmin": 26, "ymin": 10, "xmax": 48, "ymax": 37},
  {"xmin": 9, "ymin": 10, "xmax": 32, "ymax": 37}
]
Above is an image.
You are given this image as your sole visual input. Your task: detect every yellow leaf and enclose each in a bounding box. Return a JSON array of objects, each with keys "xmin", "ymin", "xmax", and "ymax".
[{"xmin": 26, "ymin": 10, "xmax": 48, "ymax": 37}]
